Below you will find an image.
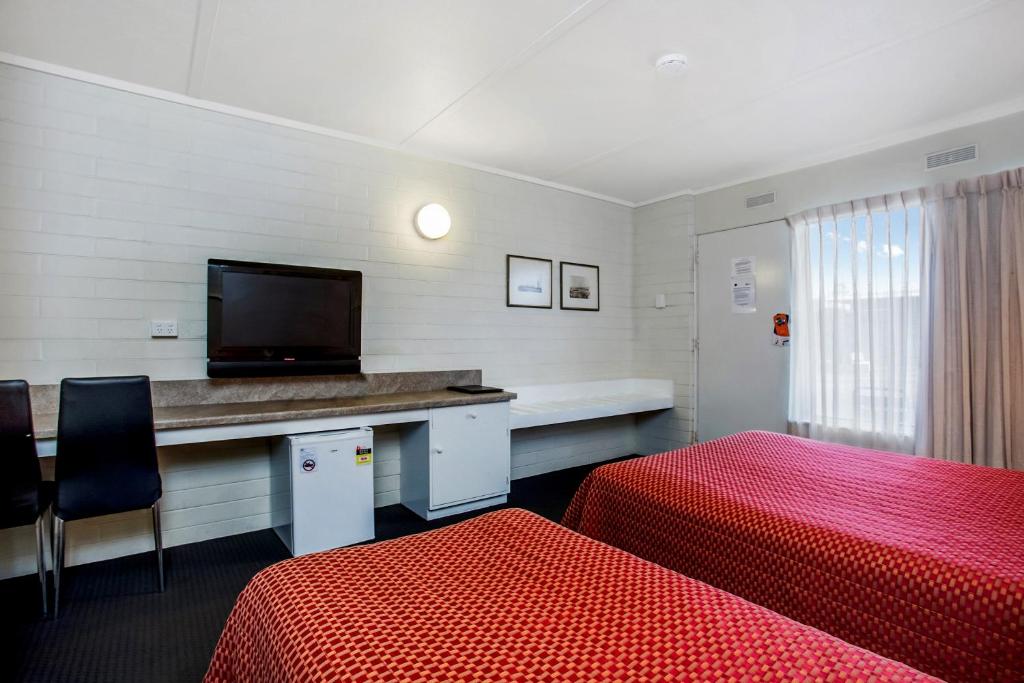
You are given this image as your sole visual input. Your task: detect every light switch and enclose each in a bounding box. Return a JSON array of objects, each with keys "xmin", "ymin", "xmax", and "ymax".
[
  {"xmin": 655, "ymin": 294, "xmax": 667, "ymax": 309},
  {"xmin": 151, "ymin": 320, "xmax": 178, "ymax": 337}
]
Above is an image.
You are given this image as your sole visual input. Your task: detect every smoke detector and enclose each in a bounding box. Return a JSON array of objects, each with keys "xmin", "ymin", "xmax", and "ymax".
[{"xmin": 655, "ymin": 53, "xmax": 688, "ymax": 76}]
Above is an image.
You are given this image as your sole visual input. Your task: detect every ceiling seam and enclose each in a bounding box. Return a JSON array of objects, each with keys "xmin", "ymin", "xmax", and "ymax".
[
  {"xmin": 185, "ymin": 0, "xmax": 222, "ymax": 98},
  {"xmin": 397, "ymin": 0, "xmax": 613, "ymax": 147},
  {"xmin": 0, "ymin": 52, "xmax": 637, "ymax": 207},
  {"xmin": 1, "ymin": 0, "xmax": 1018, "ymax": 209},
  {"xmin": 6, "ymin": 40, "xmax": 1018, "ymax": 209},
  {"xmin": 684, "ymin": 95, "xmax": 1024, "ymax": 199},
  {"xmin": 549, "ymin": 0, "xmax": 1007, "ymax": 182},
  {"xmin": 634, "ymin": 93, "xmax": 1024, "ymax": 206}
]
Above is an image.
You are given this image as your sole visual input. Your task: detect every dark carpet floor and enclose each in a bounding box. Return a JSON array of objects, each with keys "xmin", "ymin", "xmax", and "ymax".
[{"xmin": 2, "ymin": 457, "xmax": 632, "ymax": 683}]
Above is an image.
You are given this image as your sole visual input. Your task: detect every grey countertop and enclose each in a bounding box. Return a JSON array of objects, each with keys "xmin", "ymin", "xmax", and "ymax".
[{"xmin": 33, "ymin": 389, "xmax": 517, "ymax": 439}]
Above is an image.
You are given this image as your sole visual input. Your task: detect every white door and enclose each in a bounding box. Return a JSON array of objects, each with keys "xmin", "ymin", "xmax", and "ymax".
[
  {"xmin": 429, "ymin": 403, "xmax": 510, "ymax": 509},
  {"xmin": 697, "ymin": 221, "xmax": 791, "ymax": 442}
]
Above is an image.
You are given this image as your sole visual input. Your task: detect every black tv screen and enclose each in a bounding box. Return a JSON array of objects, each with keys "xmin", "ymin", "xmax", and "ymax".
[{"xmin": 207, "ymin": 259, "xmax": 361, "ymax": 377}]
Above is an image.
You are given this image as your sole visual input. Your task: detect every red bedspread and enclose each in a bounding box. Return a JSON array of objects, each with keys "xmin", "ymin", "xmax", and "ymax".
[
  {"xmin": 563, "ymin": 431, "xmax": 1024, "ymax": 683},
  {"xmin": 206, "ymin": 508, "xmax": 933, "ymax": 682}
]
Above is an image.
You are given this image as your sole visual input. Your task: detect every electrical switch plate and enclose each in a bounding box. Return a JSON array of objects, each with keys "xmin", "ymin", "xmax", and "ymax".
[{"xmin": 150, "ymin": 320, "xmax": 178, "ymax": 337}]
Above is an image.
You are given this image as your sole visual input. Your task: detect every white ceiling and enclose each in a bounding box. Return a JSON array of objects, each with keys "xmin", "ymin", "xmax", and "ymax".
[{"xmin": 1, "ymin": 0, "xmax": 1023, "ymax": 204}]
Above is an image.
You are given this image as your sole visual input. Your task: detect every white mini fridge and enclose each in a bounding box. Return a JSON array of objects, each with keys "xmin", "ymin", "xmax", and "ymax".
[{"xmin": 270, "ymin": 427, "xmax": 375, "ymax": 556}]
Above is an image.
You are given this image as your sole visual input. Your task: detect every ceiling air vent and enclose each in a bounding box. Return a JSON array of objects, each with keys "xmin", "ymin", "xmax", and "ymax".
[
  {"xmin": 745, "ymin": 191, "xmax": 776, "ymax": 209},
  {"xmin": 925, "ymin": 144, "xmax": 977, "ymax": 171}
]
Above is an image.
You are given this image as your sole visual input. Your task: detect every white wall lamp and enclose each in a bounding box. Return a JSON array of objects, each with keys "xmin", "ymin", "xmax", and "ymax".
[{"xmin": 414, "ymin": 203, "xmax": 451, "ymax": 239}]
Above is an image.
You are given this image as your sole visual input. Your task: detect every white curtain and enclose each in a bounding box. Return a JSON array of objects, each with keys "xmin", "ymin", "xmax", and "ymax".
[
  {"xmin": 918, "ymin": 169, "xmax": 1024, "ymax": 469},
  {"xmin": 788, "ymin": 193, "xmax": 925, "ymax": 453}
]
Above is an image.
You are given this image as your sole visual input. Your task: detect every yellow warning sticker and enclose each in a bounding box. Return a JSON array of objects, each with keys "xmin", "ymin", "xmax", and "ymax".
[{"xmin": 355, "ymin": 452, "xmax": 372, "ymax": 466}]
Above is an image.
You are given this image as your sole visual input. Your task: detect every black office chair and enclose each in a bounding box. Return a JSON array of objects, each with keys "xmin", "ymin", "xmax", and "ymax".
[
  {"xmin": 52, "ymin": 376, "xmax": 163, "ymax": 618},
  {"xmin": 0, "ymin": 379, "xmax": 50, "ymax": 616}
]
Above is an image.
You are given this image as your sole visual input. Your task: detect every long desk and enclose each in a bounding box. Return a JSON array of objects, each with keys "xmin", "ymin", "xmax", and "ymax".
[
  {"xmin": 34, "ymin": 389, "xmax": 517, "ymax": 523},
  {"xmin": 0, "ymin": 373, "xmax": 522, "ymax": 578},
  {"xmin": 33, "ymin": 389, "xmax": 515, "ymax": 453}
]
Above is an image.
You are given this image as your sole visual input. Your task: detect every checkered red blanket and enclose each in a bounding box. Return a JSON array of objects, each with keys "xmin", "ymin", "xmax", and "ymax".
[
  {"xmin": 563, "ymin": 431, "xmax": 1024, "ymax": 682},
  {"xmin": 205, "ymin": 508, "xmax": 932, "ymax": 682}
]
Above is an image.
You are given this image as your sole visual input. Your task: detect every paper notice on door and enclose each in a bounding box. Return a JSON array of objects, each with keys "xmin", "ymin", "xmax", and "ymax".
[
  {"xmin": 731, "ymin": 256, "xmax": 756, "ymax": 277},
  {"xmin": 731, "ymin": 277, "xmax": 757, "ymax": 313}
]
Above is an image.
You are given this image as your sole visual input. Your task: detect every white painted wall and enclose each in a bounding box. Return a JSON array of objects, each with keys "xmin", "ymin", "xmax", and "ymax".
[
  {"xmin": 0, "ymin": 64, "xmax": 635, "ymax": 385},
  {"xmin": 630, "ymin": 112, "xmax": 1024, "ymax": 462},
  {"xmin": 695, "ymin": 110, "xmax": 1024, "ymax": 235},
  {"xmin": 632, "ymin": 195, "xmax": 696, "ymax": 453},
  {"xmin": 0, "ymin": 63, "xmax": 640, "ymax": 578},
  {"xmin": 511, "ymin": 416, "xmax": 637, "ymax": 480},
  {"xmin": 691, "ymin": 110, "xmax": 1024, "ymax": 451}
]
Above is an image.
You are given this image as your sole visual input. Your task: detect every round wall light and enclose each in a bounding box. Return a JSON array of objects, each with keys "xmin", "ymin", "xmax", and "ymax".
[{"xmin": 414, "ymin": 203, "xmax": 451, "ymax": 239}]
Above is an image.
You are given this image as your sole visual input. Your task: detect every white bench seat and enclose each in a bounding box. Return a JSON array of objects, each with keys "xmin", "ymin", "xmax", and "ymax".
[{"xmin": 507, "ymin": 379, "xmax": 674, "ymax": 430}]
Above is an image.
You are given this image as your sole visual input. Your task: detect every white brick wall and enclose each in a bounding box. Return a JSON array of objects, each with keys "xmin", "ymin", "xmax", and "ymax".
[
  {"xmin": 633, "ymin": 196, "xmax": 696, "ymax": 453},
  {"xmin": 511, "ymin": 416, "xmax": 637, "ymax": 480},
  {"xmin": 0, "ymin": 64, "xmax": 665, "ymax": 578},
  {"xmin": 0, "ymin": 64, "xmax": 636, "ymax": 386}
]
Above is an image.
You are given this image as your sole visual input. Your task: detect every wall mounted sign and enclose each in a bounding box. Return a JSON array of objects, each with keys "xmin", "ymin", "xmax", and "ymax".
[
  {"xmin": 731, "ymin": 256, "xmax": 756, "ymax": 277},
  {"xmin": 731, "ymin": 277, "xmax": 757, "ymax": 313},
  {"xmin": 772, "ymin": 312, "xmax": 790, "ymax": 346}
]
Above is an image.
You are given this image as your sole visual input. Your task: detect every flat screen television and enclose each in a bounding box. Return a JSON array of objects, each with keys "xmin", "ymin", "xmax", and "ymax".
[{"xmin": 207, "ymin": 259, "xmax": 362, "ymax": 377}]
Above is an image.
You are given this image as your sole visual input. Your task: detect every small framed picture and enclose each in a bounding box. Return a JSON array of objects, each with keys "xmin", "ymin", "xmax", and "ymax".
[
  {"xmin": 560, "ymin": 261, "xmax": 600, "ymax": 311},
  {"xmin": 506, "ymin": 255, "xmax": 553, "ymax": 308}
]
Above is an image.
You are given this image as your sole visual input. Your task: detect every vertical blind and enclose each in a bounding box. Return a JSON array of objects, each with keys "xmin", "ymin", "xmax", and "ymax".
[{"xmin": 788, "ymin": 193, "xmax": 925, "ymax": 453}]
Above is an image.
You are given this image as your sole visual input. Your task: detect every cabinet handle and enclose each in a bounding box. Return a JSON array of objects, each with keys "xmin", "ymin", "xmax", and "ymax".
[
  {"xmin": 467, "ymin": 413, "xmax": 478, "ymax": 419},
  {"xmin": 433, "ymin": 447, "xmax": 443, "ymax": 455}
]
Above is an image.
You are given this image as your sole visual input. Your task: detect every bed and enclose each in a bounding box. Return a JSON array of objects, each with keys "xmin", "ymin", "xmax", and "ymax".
[
  {"xmin": 563, "ymin": 431, "xmax": 1024, "ymax": 683},
  {"xmin": 205, "ymin": 508, "xmax": 933, "ymax": 682}
]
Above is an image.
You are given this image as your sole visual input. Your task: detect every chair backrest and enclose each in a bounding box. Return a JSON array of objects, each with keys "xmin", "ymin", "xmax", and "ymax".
[
  {"xmin": 54, "ymin": 376, "xmax": 161, "ymax": 521},
  {"xmin": 0, "ymin": 379, "xmax": 42, "ymax": 529}
]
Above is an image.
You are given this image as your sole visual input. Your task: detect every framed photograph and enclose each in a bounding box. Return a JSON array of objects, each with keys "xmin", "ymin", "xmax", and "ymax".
[
  {"xmin": 560, "ymin": 261, "xmax": 600, "ymax": 311},
  {"xmin": 506, "ymin": 255, "xmax": 553, "ymax": 308}
]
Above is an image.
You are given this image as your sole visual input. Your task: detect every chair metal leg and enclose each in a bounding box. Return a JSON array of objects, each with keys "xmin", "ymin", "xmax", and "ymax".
[
  {"xmin": 53, "ymin": 516, "xmax": 65, "ymax": 619},
  {"xmin": 35, "ymin": 515, "xmax": 48, "ymax": 617},
  {"xmin": 50, "ymin": 512, "xmax": 55, "ymax": 582},
  {"xmin": 152, "ymin": 501, "xmax": 164, "ymax": 592}
]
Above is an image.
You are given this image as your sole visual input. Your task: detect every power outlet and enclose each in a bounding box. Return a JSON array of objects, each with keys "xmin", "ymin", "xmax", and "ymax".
[{"xmin": 150, "ymin": 320, "xmax": 178, "ymax": 338}]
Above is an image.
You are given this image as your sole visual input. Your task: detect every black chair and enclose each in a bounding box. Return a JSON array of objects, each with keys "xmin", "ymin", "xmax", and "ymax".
[
  {"xmin": 52, "ymin": 376, "xmax": 163, "ymax": 617},
  {"xmin": 0, "ymin": 379, "xmax": 50, "ymax": 616}
]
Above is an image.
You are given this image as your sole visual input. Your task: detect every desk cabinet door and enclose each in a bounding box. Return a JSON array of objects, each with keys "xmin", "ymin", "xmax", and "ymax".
[{"xmin": 429, "ymin": 403, "xmax": 510, "ymax": 509}]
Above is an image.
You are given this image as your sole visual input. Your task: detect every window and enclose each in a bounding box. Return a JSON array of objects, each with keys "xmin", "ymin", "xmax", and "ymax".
[{"xmin": 789, "ymin": 198, "xmax": 924, "ymax": 452}]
